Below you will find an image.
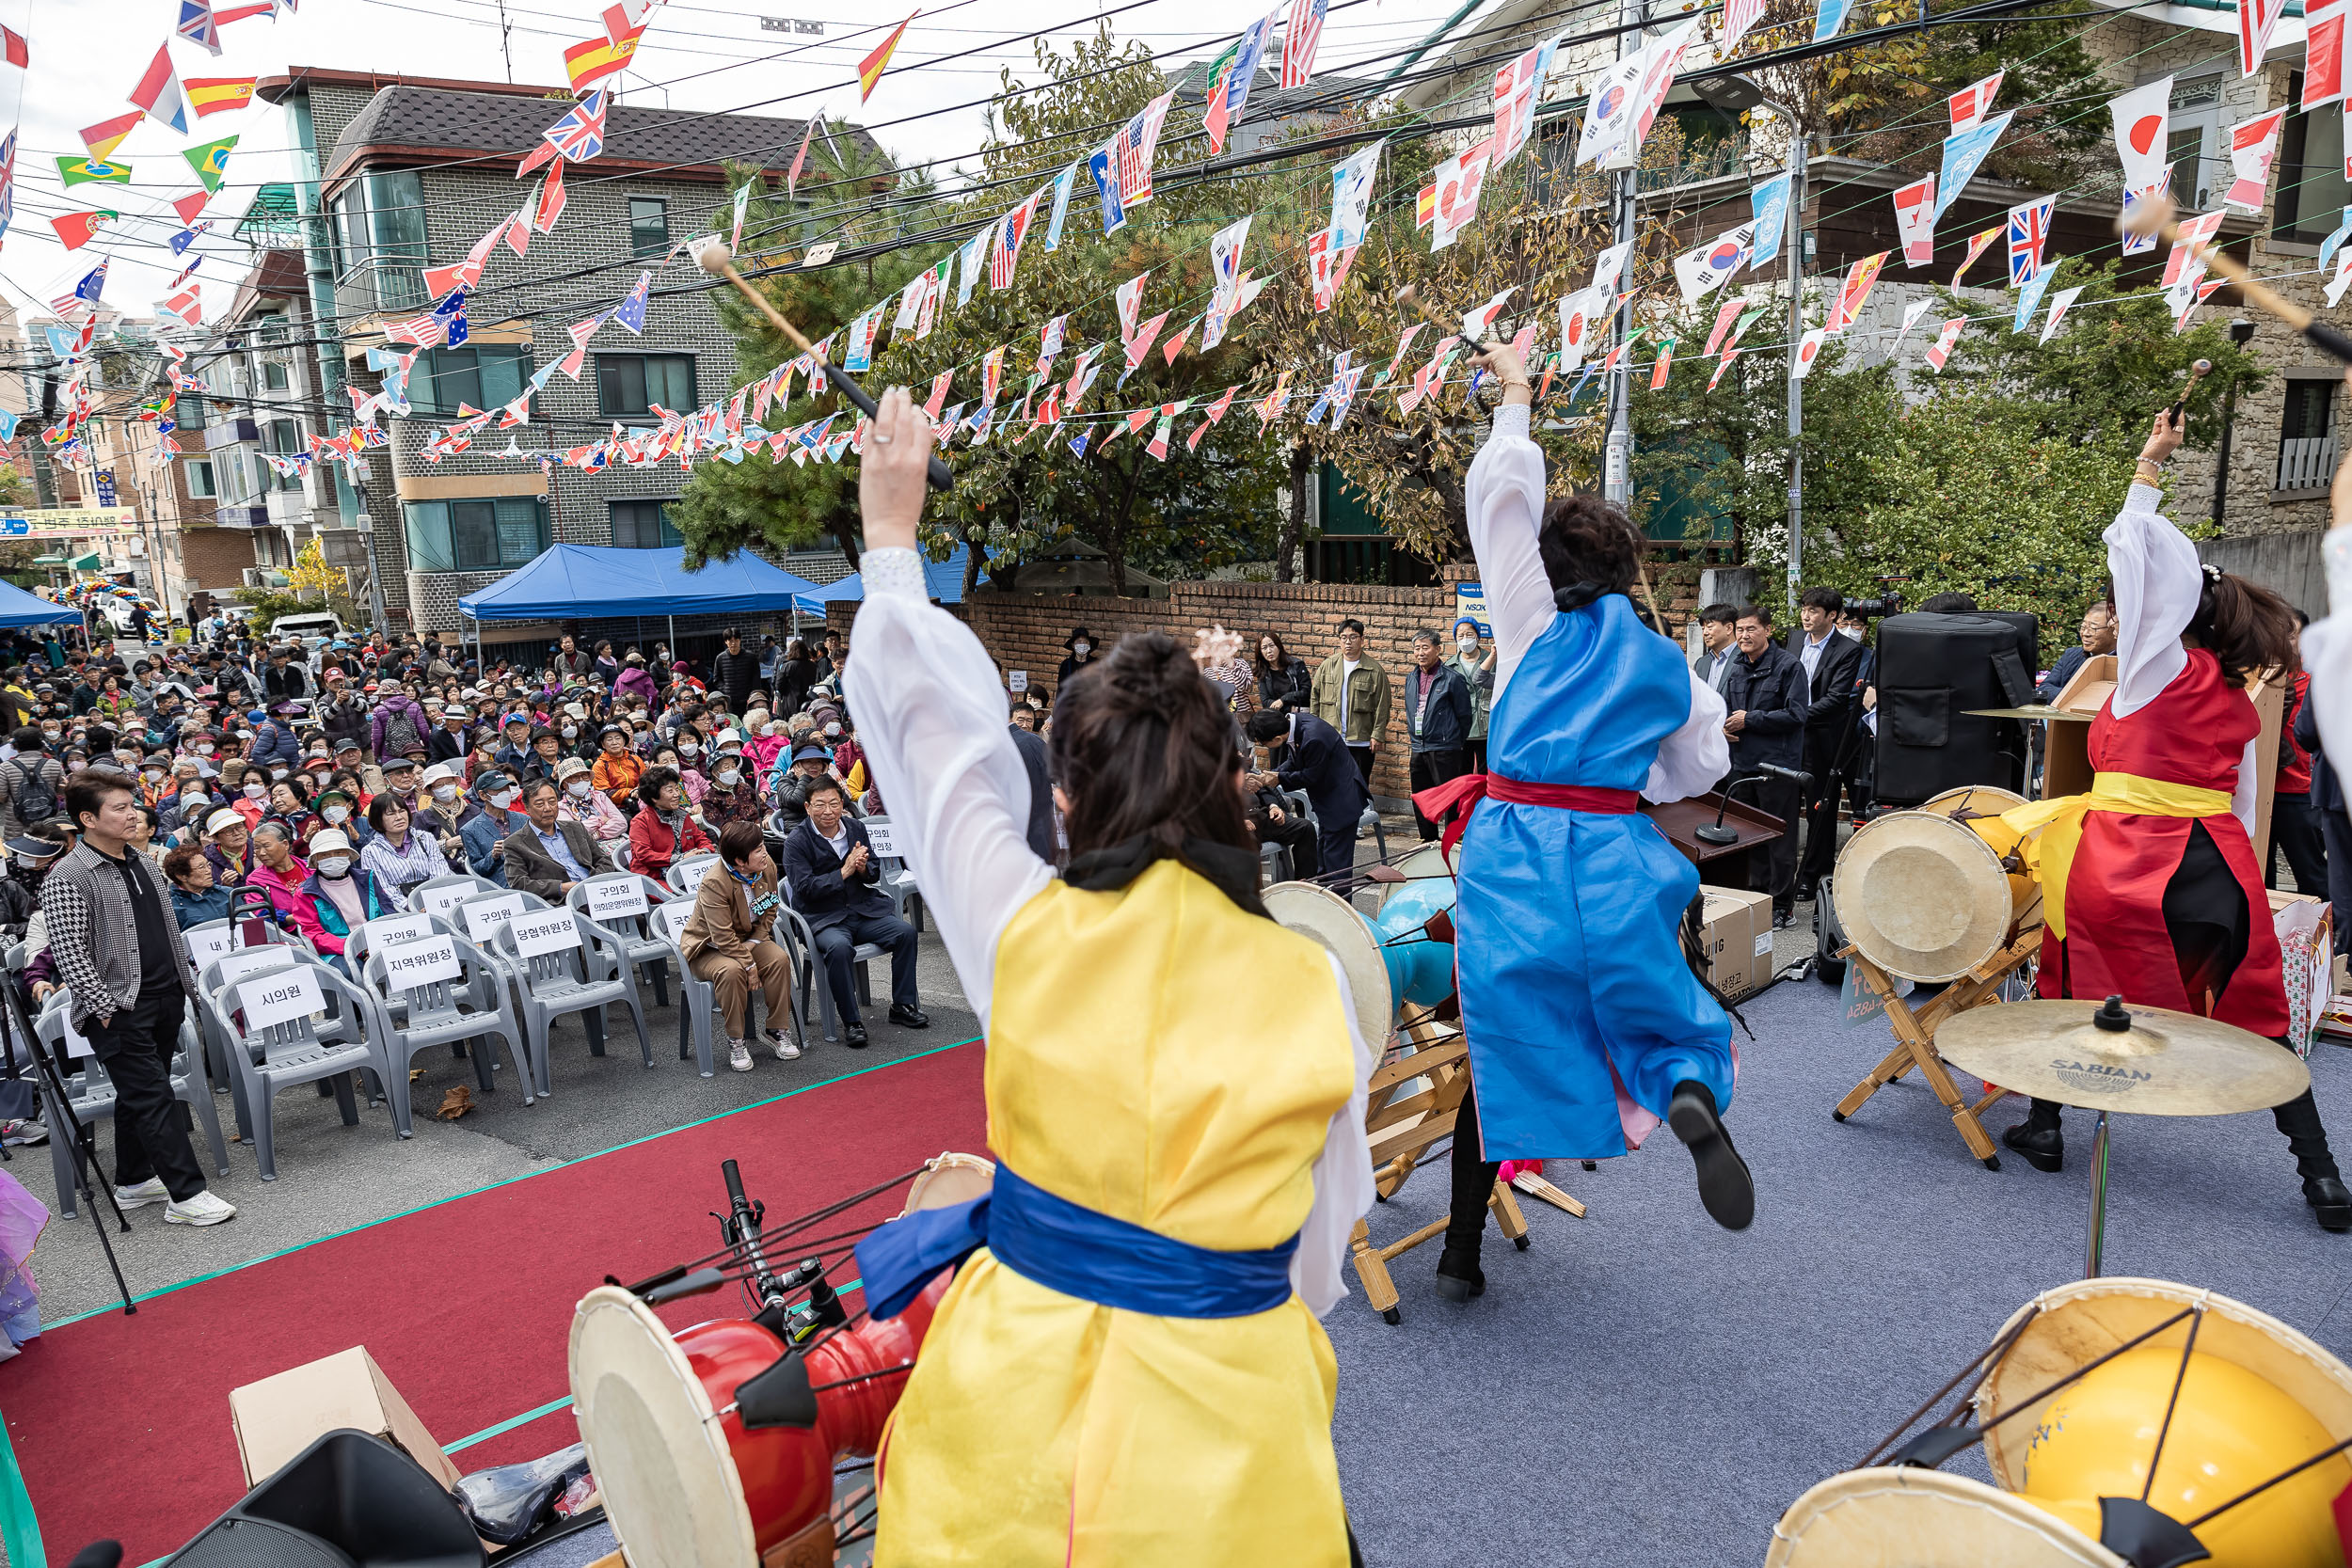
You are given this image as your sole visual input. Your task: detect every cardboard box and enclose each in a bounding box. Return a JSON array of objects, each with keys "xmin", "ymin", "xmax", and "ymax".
[
  {"xmin": 1699, "ymin": 888, "xmax": 1774, "ymax": 999},
  {"xmin": 230, "ymin": 1346, "xmax": 462, "ymax": 1493},
  {"xmin": 2050, "ymin": 653, "xmax": 2117, "ymax": 717}
]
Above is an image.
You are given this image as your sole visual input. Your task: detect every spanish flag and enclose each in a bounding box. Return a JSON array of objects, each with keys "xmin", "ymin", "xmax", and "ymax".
[
  {"xmin": 564, "ymin": 26, "xmax": 641, "ymax": 89},
  {"xmin": 857, "ymin": 10, "xmax": 915, "ymax": 102},
  {"xmin": 185, "ymin": 76, "xmax": 258, "ymax": 117}
]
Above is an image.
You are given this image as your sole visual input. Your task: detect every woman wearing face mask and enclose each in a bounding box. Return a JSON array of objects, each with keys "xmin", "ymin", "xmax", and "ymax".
[
  {"xmin": 554, "ymin": 756, "xmax": 632, "ymax": 861},
  {"xmin": 742, "ymin": 713, "xmax": 787, "ymax": 778},
  {"xmin": 669, "ymin": 736, "xmax": 710, "ymax": 805},
  {"xmin": 246, "ymin": 821, "xmax": 312, "ymax": 921},
  {"xmin": 698, "ymin": 742, "xmax": 767, "ymax": 839},
  {"xmin": 1443, "ymin": 617, "xmax": 1499, "ymax": 775},
  {"xmin": 628, "ymin": 766, "xmax": 714, "ymax": 883},
  {"xmin": 360, "ymin": 794, "xmax": 448, "ymax": 903},
  {"xmin": 220, "ymin": 761, "xmax": 268, "ymax": 832},
  {"xmin": 591, "ymin": 724, "xmax": 646, "ymax": 810},
  {"xmin": 314, "ymin": 787, "xmax": 370, "ymax": 850},
  {"xmin": 288, "ymin": 830, "xmax": 397, "ymax": 966},
  {"xmin": 268, "ymin": 777, "xmax": 322, "ymax": 852}
]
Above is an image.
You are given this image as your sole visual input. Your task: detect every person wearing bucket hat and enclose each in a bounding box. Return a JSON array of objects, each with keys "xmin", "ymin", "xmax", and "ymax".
[
  {"xmin": 201, "ymin": 806, "xmax": 254, "ymax": 887},
  {"xmin": 1056, "ymin": 626, "xmax": 1097, "ymax": 688},
  {"xmin": 285, "ymin": 829, "xmax": 398, "ymax": 964}
]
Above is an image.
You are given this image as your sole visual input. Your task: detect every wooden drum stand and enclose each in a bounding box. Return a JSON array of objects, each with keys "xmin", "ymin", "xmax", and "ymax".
[
  {"xmin": 1345, "ymin": 1004, "xmax": 1586, "ymax": 1324},
  {"xmin": 1833, "ymin": 935, "xmax": 2038, "ymax": 1170}
]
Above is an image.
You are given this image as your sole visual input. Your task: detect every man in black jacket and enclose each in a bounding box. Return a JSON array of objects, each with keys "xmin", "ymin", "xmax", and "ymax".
[
  {"xmin": 1006, "ymin": 698, "xmax": 1057, "ymax": 863},
  {"xmin": 780, "ymin": 774, "xmax": 923, "ymax": 1048},
  {"xmin": 1247, "ymin": 708, "xmax": 1366, "ymax": 883},
  {"xmin": 1787, "ymin": 587, "xmax": 1866, "ymax": 900},
  {"xmin": 1403, "ymin": 628, "xmax": 1474, "ymax": 841},
  {"xmin": 711, "ymin": 628, "xmax": 762, "ymax": 714},
  {"xmin": 262, "ymin": 646, "xmax": 310, "ymax": 702},
  {"xmin": 1722, "ymin": 604, "xmax": 1808, "ymax": 926}
]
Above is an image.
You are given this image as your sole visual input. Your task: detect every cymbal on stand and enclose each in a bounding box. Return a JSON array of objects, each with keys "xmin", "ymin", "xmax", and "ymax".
[{"xmin": 1934, "ymin": 998, "xmax": 2310, "ymax": 1117}]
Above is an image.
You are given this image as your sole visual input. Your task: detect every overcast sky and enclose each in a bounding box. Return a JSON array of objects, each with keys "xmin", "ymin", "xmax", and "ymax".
[{"xmin": 3, "ymin": 0, "xmax": 1481, "ymax": 328}]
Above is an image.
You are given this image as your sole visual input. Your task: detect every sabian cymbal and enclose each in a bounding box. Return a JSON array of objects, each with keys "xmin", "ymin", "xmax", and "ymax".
[{"xmin": 1936, "ymin": 998, "xmax": 2310, "ymax": 1117}]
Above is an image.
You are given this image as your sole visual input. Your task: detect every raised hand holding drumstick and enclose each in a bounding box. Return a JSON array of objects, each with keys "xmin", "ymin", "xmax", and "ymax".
[{"xmin": 855, "ymin": 386, "xmax": 936, "ymax": 554}]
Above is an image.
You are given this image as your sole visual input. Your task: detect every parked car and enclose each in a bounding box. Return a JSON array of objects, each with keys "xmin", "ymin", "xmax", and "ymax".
[{"xmin": 268, "ymin": 610, "xmax": 346, "ymax": 642}]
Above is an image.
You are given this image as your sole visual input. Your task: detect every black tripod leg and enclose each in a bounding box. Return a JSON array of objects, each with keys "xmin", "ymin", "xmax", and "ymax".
[{"xmin": 9, "ymin": 997, "xmax": 136, "ymax": 1312}]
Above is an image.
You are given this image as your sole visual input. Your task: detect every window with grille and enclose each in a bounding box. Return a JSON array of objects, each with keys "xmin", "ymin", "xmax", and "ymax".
[{"xmin": 2278, "ymin": 379, "xmax": 2339, "ymax": 491}]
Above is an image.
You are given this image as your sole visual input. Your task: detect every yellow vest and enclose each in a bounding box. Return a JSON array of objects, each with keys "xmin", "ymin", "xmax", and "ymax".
[
  {"xmin": 2001, "ymin": 771, "xmax": 2234, "ymax": 941},
  {"xmin": 876, "ymin": 859, "xmax": 1359, "ymax": 1566}
]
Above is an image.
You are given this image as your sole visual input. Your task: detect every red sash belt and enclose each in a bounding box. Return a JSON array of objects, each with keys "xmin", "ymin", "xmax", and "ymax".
[{"xmin": 1411, "ymin": 772, "xmax": 1639, "ymax": 859}]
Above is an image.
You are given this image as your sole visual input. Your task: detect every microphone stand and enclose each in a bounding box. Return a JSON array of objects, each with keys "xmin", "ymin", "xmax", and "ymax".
[{"xmin": 1695, "ymin": 774, "xmax": 1768, "ymax": 846}]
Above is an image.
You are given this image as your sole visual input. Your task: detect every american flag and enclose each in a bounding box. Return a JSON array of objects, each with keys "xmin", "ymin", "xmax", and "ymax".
[
  {"xmin": 1280, "ymin": 0, "xmax": 1327, "ymax": 89},
  {"xmin": 2006, "ymin": 197, "xmax": 2052, "ymax": 287},
  {"xmin": 385, "ymin": 313, "xmax": 448, "ymax": 348},
  {"xmin": 543, "ymin": 89, "xmax": 609, "ymax": 164},
  {"xmin": 1115, "ymin": 92, "xmax": 1171, "ymax": 206},
  {"xmin": 989, "ymin": 193, "xmax": 1039, "ymax": 290}
]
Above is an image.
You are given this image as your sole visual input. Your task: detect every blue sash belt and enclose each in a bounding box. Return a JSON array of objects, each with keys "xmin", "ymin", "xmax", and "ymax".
[{"xmin": 853, "ymin": 1164, "xmax": 1299, "ymax": 1322}]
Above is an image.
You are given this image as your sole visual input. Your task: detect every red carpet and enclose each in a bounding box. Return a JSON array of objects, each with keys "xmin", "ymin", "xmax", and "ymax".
[{"xmin": 2, "ymin": 1041, "xmax": 987, "ymax": 1567}]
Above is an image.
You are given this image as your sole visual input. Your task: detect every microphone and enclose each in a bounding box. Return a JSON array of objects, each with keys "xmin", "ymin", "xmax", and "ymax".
[{"xmin": 1694, "ymin": 764, "xmax": 1813, "ymax": 845}]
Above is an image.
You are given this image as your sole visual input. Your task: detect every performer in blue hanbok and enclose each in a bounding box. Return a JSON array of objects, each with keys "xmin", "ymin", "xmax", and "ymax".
[{"xmin": 1414, "ymin": 344, "xmax": 1754, "ymax": 1302}]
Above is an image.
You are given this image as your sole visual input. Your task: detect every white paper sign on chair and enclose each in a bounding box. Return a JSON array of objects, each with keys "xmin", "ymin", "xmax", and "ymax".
[
  {"xmin": 866, "ymin": 820, "xmax": 898, "ymax": 857},
  {"xmin": 418, "ymin": 883, "xmax": 477, "ymax": 921},
  {"xmin": 242, "ymin": 966, "xmax": 326, "ymax": 1031},
  {"xmin": 510, "ymin": 910, "xmax": 582, "ymax": 958},
  {"xmin": 382, "ymin": 935, "xmax": 462, "ymax": 991},
  {"xmin": 62, "ymin": 1017, "xmax": 91, "ymax": 1059},
  {"xmin": 184, "ymin": 926, "xmax": 235, "ymax": 975},
  {"xmin": 462, "ymin": 895, "xmax": 528, "ymax": 943},
  {"xmin": 213, "ymin": 949, "xmax": 294, "ymax": 990},
  {"xmin": 363, "ymin": 913, "xmax": 437, "ymax": 950},
  {"xmin": 587, "ymin": 877, "xmax": 649, "ymax": 920}
]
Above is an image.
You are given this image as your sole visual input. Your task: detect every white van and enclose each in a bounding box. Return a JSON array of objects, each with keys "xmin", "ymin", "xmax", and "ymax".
[{"xmin": 268, "ymin": 610, "xmax": 346, "ymax": 643}]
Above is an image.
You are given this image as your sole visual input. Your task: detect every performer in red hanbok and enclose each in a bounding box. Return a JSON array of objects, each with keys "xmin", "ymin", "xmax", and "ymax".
[{"xmin": 2003, "ymin": 410, "xmax": 2348, "ymax": 1231}]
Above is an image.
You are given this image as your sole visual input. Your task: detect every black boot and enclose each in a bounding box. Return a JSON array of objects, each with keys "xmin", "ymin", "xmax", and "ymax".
[
  {"xmin": 1438, "ymin": 1083, "xmax": 1500, "ymax": 1302},
  {"xmin": 2273, "ymin": 1088, "xmax": 2352, "ymax": 1232},
  {"xmin": 2003, "ymin": 1098, "xmax": 2065, "ymax": 1173},
  {"xmin": 1667, "ymin": 1079, "xmax": 1755, "ymax": 1230}
]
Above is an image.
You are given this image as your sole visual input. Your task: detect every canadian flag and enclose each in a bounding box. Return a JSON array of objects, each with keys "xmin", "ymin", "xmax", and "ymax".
[
  {"xmin": 2161, "ymin": 209, "xmax": 2227, "ymax": 288},
  {"xmin": 2239, "ymin": 0, "xmax": 2286, "ymax": 77},
  {"xmin": 1892, "ymin": 175, "xmax": 1937, "ymax": 265},
  {"xmin": 2306, "ymin": 0, "xmax": 2347, "ymax": 109},
  {"xmin": 1949, "ymin": 71, "xmax": 2003, "ymax": 133},
  {"xmin": 1925, "ymin": 317, "xmax": 1965, "ymax": 372},
  {"xmin": 2224, "ymin": 109, "xmax": 2287, "ymax": 210}
]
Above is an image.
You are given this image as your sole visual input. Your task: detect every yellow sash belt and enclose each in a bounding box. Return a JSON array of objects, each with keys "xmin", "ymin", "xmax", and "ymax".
[{"xmin": 1999, "ymin": 772, "xmax": 2234, "ymax": 942}]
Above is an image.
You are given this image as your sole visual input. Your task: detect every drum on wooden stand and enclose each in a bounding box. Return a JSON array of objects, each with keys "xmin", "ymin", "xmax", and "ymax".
[
  {"xmin": 568, "ymin": 1153, "xmax": 992, "ymax": 1568},
  {"xmin": 1835, "ymin": 805, "xmax": 2036, "ymax": 986}
]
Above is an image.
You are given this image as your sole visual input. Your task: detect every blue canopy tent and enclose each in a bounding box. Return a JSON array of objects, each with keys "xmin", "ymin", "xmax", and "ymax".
[
  {"xmin": 0, "ymin": 580, "xmax": 82, "ymax": 628},
  {"xmin": 456, "ymin": 544, "xmax": 825, "ymax": 670},
  {"xmin": 792, "ymin": 545, "xmax": 967, "ymax": 617}
]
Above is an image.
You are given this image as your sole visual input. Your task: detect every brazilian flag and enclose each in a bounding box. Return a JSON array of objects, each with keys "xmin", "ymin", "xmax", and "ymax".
[
  {"xmin": 183, "ymin": 135, "xmax": 238, "ymax": 194},
  {"xmin": 56, "ymin": 156, "xmax": 131, "ymax": 187}
]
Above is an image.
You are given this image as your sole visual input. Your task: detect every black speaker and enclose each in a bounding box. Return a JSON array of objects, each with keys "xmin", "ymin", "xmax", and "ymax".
[
  {"xmin": 169, "ymin": 1431, "xmax": 485, "ymax": 1568},
  {"xmin": 1872, "ymin": 611, "xmax": 2040, "ymax": 806}
]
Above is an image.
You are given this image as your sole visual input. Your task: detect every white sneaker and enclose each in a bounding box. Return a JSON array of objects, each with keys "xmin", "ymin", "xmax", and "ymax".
[
  {"xmin": 115, "ymin": 1177, "xmax": 169, "ymax": 1208},
  {"xmin": 766, "ymin": 1028, "xmax": 800, "ymax": 1061},
  {"xmin": 2, "ymin": 1118, "xmax": 47, "ymax": 1146},
  {"xmin": 165, "ymin": 1190, "xmax": 236, "ymax": 1227},
  {"xmin": 727, "ymin": 1039, "xmax": 754, "ymax": 1072}
]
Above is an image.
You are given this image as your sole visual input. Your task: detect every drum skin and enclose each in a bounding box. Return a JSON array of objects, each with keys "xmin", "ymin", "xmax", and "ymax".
[{"xmin": 1766, "ymin": 1467, "xmax": 2125, "ymax": 1566}]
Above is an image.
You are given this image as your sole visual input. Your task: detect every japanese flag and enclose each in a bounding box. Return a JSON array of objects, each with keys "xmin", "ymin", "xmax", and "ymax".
[
  {"xmin": 1791, "ymin": 327, "xmax": 1826, "ymax": 380},
  {"xmin": 2109, "ymin": 78, "xmax": 2173, "ymax": 196},
  {"xmin": 1557, "ymin": 289, "xmax": 1602, "ymax": 373}
]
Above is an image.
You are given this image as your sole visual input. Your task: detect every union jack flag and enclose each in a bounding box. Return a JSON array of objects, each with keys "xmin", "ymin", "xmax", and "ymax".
[
  {"xmin": 2006, "ymin": 196, "xmax": 2052, "ymax": 287},
  {"xmin": 989, "ymin": 192, "xmax": 1040, "ymax": 291},
  {"xmin": 1279, "ymin": 0, "xmax": 1327, "ymax": 89},
  {"xmin": 543, "ymin": 89, "xmax": 609, "ymax": 165}
]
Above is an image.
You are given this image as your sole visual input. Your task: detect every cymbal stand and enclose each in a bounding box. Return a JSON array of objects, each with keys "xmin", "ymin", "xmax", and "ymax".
[{"xmin": 2086, "ymin": 1110, "xmax": 2111, "ymax": 1278}]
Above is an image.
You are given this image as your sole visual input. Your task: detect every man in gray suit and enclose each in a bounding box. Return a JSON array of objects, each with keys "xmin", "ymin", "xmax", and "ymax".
[{"xmin": 502, "ymin": 776, "xmax": 615, "ymax": 901}]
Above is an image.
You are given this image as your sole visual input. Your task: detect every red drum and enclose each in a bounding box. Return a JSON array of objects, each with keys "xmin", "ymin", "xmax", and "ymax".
[{"xmin": 570, "ymin": 1154, "xmax": 988, "ymax": 1568}]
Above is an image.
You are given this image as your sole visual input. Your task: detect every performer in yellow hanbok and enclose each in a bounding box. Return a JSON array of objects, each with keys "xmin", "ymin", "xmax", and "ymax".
[{"xmin": 845, "ymin": 387, "xmax": 1376, "ymax": 1567}]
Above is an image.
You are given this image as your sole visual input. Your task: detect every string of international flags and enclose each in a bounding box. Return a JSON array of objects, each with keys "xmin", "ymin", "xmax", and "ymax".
[{"xmin": 20, "ymin": 0, "xmax": 2352, "ymax": 492}]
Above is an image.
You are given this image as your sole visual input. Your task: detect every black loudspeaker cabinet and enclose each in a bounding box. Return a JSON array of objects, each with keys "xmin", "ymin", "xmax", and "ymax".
[
  {"xmin": 1872, "ymin": 611, "xmax": 2040, "ymax": 807},
  {"xmin": 169, "ymin": 1431, "xmax": 485, "ymax": 1568}
]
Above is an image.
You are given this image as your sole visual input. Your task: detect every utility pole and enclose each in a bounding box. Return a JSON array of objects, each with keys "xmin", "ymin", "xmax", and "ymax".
[
  {"xmin": 1602, "ymin": 0, "xmax": 1646, "ymax": 507},
  {"xmin": 1784, "ymin": 129, "xmax": 1807, "ymax": 614}
]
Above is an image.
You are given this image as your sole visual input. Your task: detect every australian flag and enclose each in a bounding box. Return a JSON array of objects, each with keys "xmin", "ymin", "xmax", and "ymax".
[
  {"xmin": 432, "ymin": 286, "xmax": 469, "ymax": 347},
  {"xmin": 1088, "ymin": 143, "xmax": 1124, "ymax": 236},
  {"xmin": 171, "ymin": 221, "xmax": 212, "ymax": 255},
  {"xmin": 544, "ymin": 88, "xmax": 609, "ymax": 164},
  {"xmin": 612, "ymin": 269, "xmax": 651, "ymax": 334}
]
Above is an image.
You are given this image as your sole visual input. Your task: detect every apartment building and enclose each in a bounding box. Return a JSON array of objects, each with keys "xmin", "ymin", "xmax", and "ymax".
[{"xmin": 252, "ymin": 67, "xmax": 882, "ymax": 637}]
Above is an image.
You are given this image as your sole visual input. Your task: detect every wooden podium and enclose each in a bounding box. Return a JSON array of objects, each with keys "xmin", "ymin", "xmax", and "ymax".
[{"xmin": 1644, "ymin": 793, "xmax": 1787, "ymax": 884}]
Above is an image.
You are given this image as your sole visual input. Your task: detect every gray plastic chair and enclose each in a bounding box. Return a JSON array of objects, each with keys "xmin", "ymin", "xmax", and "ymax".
[
  {"xmin": 663, "ymin": 854, "xmax": 722, "ymax": 897},
  {"xmin": 860, "ymin": 816, "xmax": 924, "ymax": 931},
  {"xmin": 344, "ymin": 911, "xmax": 502, "ymax": 1098},
  {"xmin": 492, "ymin": 907, "xmax": 653, "ymax": 1095},
  {"xmin": 198, "ymin": 957, "xmax": 392, "ymax": 1181},
  {"xmin": 647, "ymin": 897, "xmax": 807, "ymax": 1076},
  {"xmin": 1359, "ymin": 804, "xmax": 1389, "ymax": 862},
  {"xmin": 565, "ymin": 873, "xmax": 676, "ymax": 1008},
  {"xmin": 404, "ymin": 871, "xmax": 502, "ymax": 920},
  {"xmin": 776, "ymin": 879, "xmax": 878, "ymax": 1045},
  {"xmin": 199, "ymin": 942, "xmax": 375, "ymax": 1145},
  {"xmin": 357, "ymin": 915, "xmax": 530, "ymax": 1131},
  {"xmin": 34, "ymin": 989, "xmax": 230, "ymax": 1219}
]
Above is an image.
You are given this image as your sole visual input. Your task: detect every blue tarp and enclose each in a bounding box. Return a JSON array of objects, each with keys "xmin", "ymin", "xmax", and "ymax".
[
  {"xmin": 792, "ymin": 545, "xmax": 967, "ymax": 615},
  {"xmin": 457, "ymin": 544, "xmax": 824, "ymax": 621},
  {"xmin": 0, "ymin": 581, "xmax": 80, "ymax": 628}
]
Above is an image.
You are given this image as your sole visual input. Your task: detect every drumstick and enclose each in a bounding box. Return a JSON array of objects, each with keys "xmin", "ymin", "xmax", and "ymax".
[
  {"xmin": 1393, "ymin": 285, "xmax": 1493, "ymax": 354},
  {"xmin": 2118, "ymin": 194, "xmax": 2352, "ymax": 365},
  {"xmin": 2169, "ymin": 358, "xmax": 2213, "ymax": 420},
  {"xmin": 691, "ymin": 236, "xmax": 956, "ymax": 493}
]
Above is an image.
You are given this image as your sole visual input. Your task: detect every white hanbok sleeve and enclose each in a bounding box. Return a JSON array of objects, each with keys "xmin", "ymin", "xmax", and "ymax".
[
  {"xmin": 1290, "ymin": 953, "xmax": 1376, "ymax": 1318},
  {"xmin": 842, "ymin": 548, "xmax": 1053, "ymax": 1033},
  {"xmin": 1645, "ymin": 670, "xmax": 1731, "ymax": 802},
  {"xmin": 2303, "ymin": 529, "xmax": 2352, "ymax": 771},
  {"xmin": 2105, "ymin": 483, "xmax": 2196, "ymax": 719},
  {"xmin": 1465, "ymin": 404, "xmax": 1554, "ymax": 708}
]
